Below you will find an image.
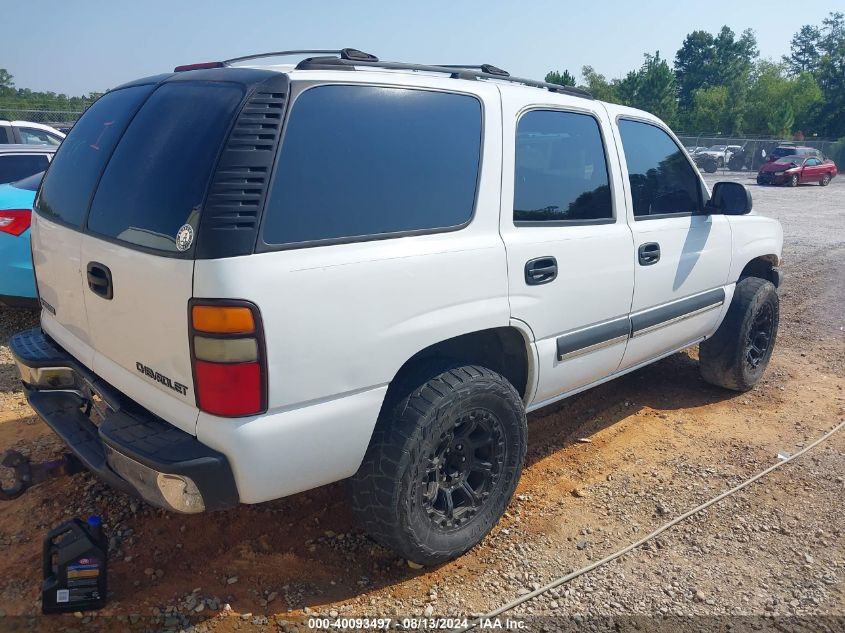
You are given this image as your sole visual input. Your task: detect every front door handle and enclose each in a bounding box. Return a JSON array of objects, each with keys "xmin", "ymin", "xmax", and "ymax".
[
  {"xmin": 525, "ymin": 256, "xmax": 557, "ymax": 285},
  {"xmin": 638, "ymin": 242, "xmax": 660, "ymax": 266},
  {"xmin": 86, "ymin": 262, "xmax": 113, "ymax": 300}
]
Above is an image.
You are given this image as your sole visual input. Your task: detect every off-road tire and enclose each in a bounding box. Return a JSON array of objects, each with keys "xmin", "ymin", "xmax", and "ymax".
[
  {"xmin": 789, "ymin": 174, "xmax": 799, "ymax": 187},
  {"xmin": 350, "ymin": 364, "xmax": 527, "ymax": 565},
  {"xmin": 820, "ymin": 172, "xmax": 831, "ymax": 186},
  {"xmin": 699, "ymin": 277, "xmax": 779, "ymax": 391}
]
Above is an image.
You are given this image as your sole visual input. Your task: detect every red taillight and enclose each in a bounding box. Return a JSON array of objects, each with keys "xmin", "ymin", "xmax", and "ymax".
[
  {"xmin": 0, "ymin": 209, "xmax": 32, "ymax": 236},
  {"xmin": 195, "ymin": 361, "xmax": 262, "ymax": 417},
  {"xmin": 174, "ymin": 61, "xmax": 225, "ymax": 72},
  {"xmin": 189, "ymin": 300, "xmax": 266, "ymax": 417}
]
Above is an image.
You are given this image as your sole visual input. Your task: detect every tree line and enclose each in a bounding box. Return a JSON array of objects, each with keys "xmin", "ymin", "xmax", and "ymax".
[
  {"xmin": 0, "ymin": 68, "xmax": 101, "ymax": 122},
  {"xmin": 546, "ymin": 12, "xmax": 844, "ymax": 140}
]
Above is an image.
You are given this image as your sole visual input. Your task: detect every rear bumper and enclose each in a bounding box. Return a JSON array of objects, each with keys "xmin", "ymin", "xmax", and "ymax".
[{"xmin": 9, "ymin": 327, "xmax": 238, "ymax": 513}]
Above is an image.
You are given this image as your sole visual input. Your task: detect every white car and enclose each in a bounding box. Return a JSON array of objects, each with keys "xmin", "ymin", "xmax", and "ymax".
[
  {"xmin": 0, "ymin": 120, "xmax": 65, "ymax": 146},
  {"xmin": 11, "ymin": 49, "xmax": 783, "ymax": 564}
]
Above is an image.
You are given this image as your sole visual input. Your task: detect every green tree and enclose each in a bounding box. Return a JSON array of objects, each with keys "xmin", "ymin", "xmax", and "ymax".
[
  {"xmin": 545, "ymin": 70, "xmax": 576, "ymax": 87},
  {"xmin": 688, "ymin": 86, "xmax": 729, "ymax": 132},
  {"xmin": 784, "ymin": 25, "xmax": 822, "ymax": 74},
  {"xmin": 579, "ymin": 65, "xmax": 617, "ymax": 102},
  {"xmin": 744, "ymin": 62, "xmax": 822, "ymax": 136},
  {"xmin": 819, "ymin": 11, "xmax": 845, "ymax": 57},
  {"xmin": 674, "ymin": 30, "xmax": 716, "ymax": 111},
  {"xmin": 628, "ymin": 52, "xmax": 678, "ymax": 125},
  {"xmin": 613, "ymin": 70, "xmax": 640, "ymax": 106}
]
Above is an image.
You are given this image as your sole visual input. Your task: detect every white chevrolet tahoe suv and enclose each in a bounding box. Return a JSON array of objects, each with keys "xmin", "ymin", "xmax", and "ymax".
[{"xmin": 11, "ymin": 49, "xmax": 783, "ymax": 564}]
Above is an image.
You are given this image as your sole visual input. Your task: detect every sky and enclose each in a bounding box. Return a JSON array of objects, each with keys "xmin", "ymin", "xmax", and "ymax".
[{"xmin": 2, "ymin": 0, "xmax": 842, "ymax": 96}]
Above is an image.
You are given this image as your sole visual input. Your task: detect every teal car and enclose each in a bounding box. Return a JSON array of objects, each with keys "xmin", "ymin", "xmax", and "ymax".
[{"xmin": 0, "ymin": 171, "xmax": 42, "ymax": 307}]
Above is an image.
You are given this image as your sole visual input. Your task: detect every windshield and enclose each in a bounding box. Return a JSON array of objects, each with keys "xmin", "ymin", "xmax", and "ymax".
[
  {"xmin": 708, "ymin": 145, "xmax": 727, "ymax": 151},
  {"xmin": 11, "ymin": 171, "xmax": 44, "ymax": 191},
  {"xmin": 774, "ymin": 156, "xmax": 800, "ymax": 165}
]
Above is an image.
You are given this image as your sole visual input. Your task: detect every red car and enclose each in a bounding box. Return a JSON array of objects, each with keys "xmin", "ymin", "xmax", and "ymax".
[{"xmin": 757, "ymin": 155, "xmax": 837, "ymax": 187}]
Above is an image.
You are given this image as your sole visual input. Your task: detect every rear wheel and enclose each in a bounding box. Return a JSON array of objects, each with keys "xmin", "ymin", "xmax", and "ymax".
[
  {"xmin": 351, "ymin": 364, "xmax": 527, "ymax": 564},
  {"xmin": 789, "ymin": 174, "xmax": 799, "ymax": 187},
  {"xmin": 700, "ymin": 277, "xmax": 779, "ymax": 392},
  {"xmin": 820, "ymin": 172, "xmax": 831, "ymax": 186}
]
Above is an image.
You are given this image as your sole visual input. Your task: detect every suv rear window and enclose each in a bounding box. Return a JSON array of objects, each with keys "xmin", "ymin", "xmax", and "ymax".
[
  {"xmin": 36, "ymin": 85, "xmax": 153, "ymax": 227},
  {"xmin": 261, "ymin": 85, "xmax": 482, "ymax": 247},
  {"xmin": 87, "ymin": 82, "xmax": 244, "ymax": 252}
]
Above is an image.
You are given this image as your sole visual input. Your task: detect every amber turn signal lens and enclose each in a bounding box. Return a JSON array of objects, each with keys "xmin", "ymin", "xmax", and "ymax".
[{"xmin": 192, "ymin": 305, "xmax": 255, "ymax": 334}]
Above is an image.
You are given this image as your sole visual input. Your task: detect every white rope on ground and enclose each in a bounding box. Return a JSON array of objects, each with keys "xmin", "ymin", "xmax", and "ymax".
[{"xmin": 453, "ymin": 419, "xmax": 845, "ymax": 632}]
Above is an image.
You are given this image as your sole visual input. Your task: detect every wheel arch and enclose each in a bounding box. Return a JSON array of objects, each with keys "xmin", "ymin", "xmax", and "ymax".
[
  {"xmin": 381, "ymin": 326, "xmax": 535, "ymax": 414},
  {"xmin": 738, "ymin": 254, "xmax": 781, "ymax": 287}
]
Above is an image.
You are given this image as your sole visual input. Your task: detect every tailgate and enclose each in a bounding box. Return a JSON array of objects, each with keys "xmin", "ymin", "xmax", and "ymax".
[{"xmin": 31, "ymin": 75, "xmax": 258, "ymax": 434}]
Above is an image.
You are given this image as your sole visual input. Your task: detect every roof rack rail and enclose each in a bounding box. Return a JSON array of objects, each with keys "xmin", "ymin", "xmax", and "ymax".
[
  {"xmin": 437, "ymin": 64, "xmax": 510, "ymax": 77},
  {"xmin": 294, "ymin": 56, "xmax": 593, "ymax": 100},
  {"xmin": 223, "ymin": 48, "xmax": 378, "ymax": 66}
]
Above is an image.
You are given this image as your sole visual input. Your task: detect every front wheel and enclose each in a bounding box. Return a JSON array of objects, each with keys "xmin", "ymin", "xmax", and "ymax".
[
  {"xmin": 820, "ymin": 173, "xmax": 831, "ymax": 186},
  {"xmin": 700, "ymin": 277, "xmax": 779, "ymax": 391},
  {"xmin": 351, "ymin": 365, "xmax": 527, "ymax": 564},
  {"xmin": 789, "ymin": 174, "xmax": 799, "ymax": 187}
]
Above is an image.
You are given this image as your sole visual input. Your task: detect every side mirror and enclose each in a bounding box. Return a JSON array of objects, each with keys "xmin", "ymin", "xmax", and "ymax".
[{"xmin": 707, "ymin": 181, "xmax": 752, "ymax": 215}]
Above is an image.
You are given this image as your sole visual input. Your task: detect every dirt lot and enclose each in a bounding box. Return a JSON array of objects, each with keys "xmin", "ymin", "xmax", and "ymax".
[{"xmin": 0, "ymin": 171, "xmax": 842, "ymax": 632}]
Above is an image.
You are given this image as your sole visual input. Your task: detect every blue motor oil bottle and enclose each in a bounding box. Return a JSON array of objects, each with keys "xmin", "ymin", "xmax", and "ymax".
[{"xmin": 42, "ymin": 516, "xmax": 108, "ymax": 614}]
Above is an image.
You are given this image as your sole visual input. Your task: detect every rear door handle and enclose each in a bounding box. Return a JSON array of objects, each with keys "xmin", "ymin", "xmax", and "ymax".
[
  {"xmin": 525, "ymin": 256, "xmax": 557, "ymax": 285},
  {"xmin": 86, "ymin": 262, "xmax": 113, "ymax": 300},
  {"xmin": 638, "ymin": 242, "xmax": 660, "ymax": 266}
]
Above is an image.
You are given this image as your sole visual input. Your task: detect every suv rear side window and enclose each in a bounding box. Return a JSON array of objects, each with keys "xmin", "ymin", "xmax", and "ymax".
[
  {"xmin": 514, "ymin": 110, "xmax": 612, "ymax": 223},
  {"xmin": 617, "ymin": 119, "xmax": 702, "ymax": 218},
  {"xmin": 87, "ymin": 82, "xmax": 244, "ymax": 252},
  {"xmin": 261, "ymin": 85, "xmax": 482, "ymax": 247},
  {"xmin": 36, "ymin": 85, "xmax": 153, "ymax": 227}
]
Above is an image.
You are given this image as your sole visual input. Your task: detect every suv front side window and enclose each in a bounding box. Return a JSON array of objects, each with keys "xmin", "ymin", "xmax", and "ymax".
[
  {"xmin": 513, "ymin": 110, "xmax": 612, "ymax": 224},
  {"xmin": 618, "ymin": 119, "xmax": 702, "ymax": 219},
  {"xmin": 261, "ymin": 85, "xmax": 482, "ymax": 247}
]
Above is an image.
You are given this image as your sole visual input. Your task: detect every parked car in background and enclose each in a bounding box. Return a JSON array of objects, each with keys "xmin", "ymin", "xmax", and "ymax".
[
  {"xmin": 685, "ymin": 146, "xmax": 706, "ymax": 155},
  {"xmin": 0, "ymin": 171, "xmax": 42, "ymax": 307},
  {"xmin": 696, "ymin": 144, "xmax": 735, "ymax": 168},
  {"xmin": 766, "ymin": 145, "xmax": 822, "ymax": 163},
  {"xmin": 757, "ymin": 155, "xmax": 837, "ymax": 186},
  {"xmin": 0, "ymin": 121, "xmax": 65, "ymax": 145},
  {"xmin": 0, "ymin": 145, "xmax": 56, "ymax": 184}
]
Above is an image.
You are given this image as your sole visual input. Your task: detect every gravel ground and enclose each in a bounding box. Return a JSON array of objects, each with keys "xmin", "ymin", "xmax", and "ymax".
[{"xmin": 0, "ymin": 170, "xmax": 842, "ymax": 632}]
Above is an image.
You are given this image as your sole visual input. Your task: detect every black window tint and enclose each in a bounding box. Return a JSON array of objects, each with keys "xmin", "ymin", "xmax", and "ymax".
[
  {"xmin": 0, "ymin": 127, "xmax": 9, "ymax": 143},
  {"xmin": 35, "ymin": 85, "xmax": 153, "ymax": 227},
  {"xmin": 514, "ymin": 110, "xmax": 612, "ymax": 222},
  {"xmin": 262, "ymin": 85, "xmax": 481, "ymax": 246},
  {"xmin": 87, "ymin": 82, "xmax": 244, "ymax": 252},
  {"xmin": 0, "ymin": 154, "xmax": 49, "ymax": 184},
  {"xmin": 11, "ymin": 171, "xmax": 45, "ymax": 191},
  {"xmin": 618, "ymin": 119, "xmax": 702, "ymax": 218}
]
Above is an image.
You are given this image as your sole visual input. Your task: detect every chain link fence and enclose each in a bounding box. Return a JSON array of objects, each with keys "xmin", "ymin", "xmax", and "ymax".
[
  {"xmin": 676, "ymin": 133, "xmax": 836, "ymax": 172},
  {"xmin": 0, "ymin": 105, "xmax": 87, "ymax": 131}
]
